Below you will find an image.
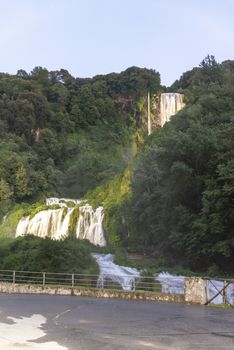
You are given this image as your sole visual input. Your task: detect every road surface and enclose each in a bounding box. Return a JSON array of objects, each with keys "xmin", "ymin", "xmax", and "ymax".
[{"xmin": 0, "ymin": 294, "xmax": 234, "ymax": 349}]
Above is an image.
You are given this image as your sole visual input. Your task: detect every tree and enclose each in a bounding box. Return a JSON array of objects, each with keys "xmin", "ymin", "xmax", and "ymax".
[
  {"xmin": 16, "ymin": 69, "xmax": 29, "ymax": 79},
  {"xmin": 0, "ymin": 178, "xmax": 13, "ymax": 215},
  {"xmin": 0, "ymin": 179, "xmax": 12, "ymax": 201},
  {"xmin": 191, "ymin": 160, "xmax": 234, "ymax": 271},
  {"xmin": 14, "ymin": 165, "xmax": 31, "ymax": 199},
  {"xmin": 129, "ymin": 59, "xmax": 234, "ymax": 272},
  {"xmin": 199, "ymin": 55, "xmax": 218, "ymax": 69}
]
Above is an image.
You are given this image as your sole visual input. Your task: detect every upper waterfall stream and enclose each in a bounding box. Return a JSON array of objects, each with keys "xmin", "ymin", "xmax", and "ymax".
[{"xmin": 159, "ymin": 93, "xmax": 184, "ymax": 126}]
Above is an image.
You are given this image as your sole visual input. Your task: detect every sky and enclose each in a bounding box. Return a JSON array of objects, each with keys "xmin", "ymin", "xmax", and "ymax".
[{"xmin": 0, "ymin": 0, "xmax": 234, "ymax": 86}]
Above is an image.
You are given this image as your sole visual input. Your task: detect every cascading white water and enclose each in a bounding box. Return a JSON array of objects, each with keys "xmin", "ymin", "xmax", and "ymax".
[
  {"xmin": 160, "ymin": 93, "xmax": 185, "ymax": 127},
  {"xmin": 16, "ymin": 199, "xmax": 106, "ymax": 246},
  {"xmin": 156, "ymin": 272, "xmax": 185, "ymax": 295},
  {"xmin": 16, "ymin": 208, "xmax": 73, "ymax": 240},
  {"xmin": 92, "ymin": 253, "xmax": 140, "ymax": 291},
  {"xmin": 46, "ymin": 197, "xmax": 82, "ymax": 207},
  {"xmin": 76, "ymin": 205, "xmax": 106, "ymax": 246}
]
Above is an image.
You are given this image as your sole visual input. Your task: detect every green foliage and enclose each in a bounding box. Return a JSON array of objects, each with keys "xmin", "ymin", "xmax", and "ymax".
[
  {"xmin": 69, "ymin": 207, "xmax": 80, "ymax": 234},
  {"xmin": 86, "ymin": 166, "xmax": 133, "ymax": 247},
  {"xmin": 130, "ymin": 56, "xmax": 234, "ymax": 274},
  {"xmin": 0, "ymin": 204, "xmax": 30, "ymax": 238},
  {"xmin": 0, "ymin": 65, "xmax": 158, "ymax": 215},
  {"xmin": 21, "ymin": 202, "xmax": 61, "ymax": 219},
  {"xmin": 14, "ymin": 165, "xmax": 31, "ymax": 199},
  {"xmin": 0, "ymin": 235, "xmax": 98, "ymax": 274},
  {"xmin": 60, "ymin": 200, "xmax": 75, "ymax": 207},
  {"xmin": 190, "ymin": 159, "xmax": 234, "ymax": 270},
  {"xmin": 113, "ymin": 248, "xmax": 196, "ymax": 277},
  {"xmin": 0, "ymin": 178, "xmax": 13, "ymax": 216}
]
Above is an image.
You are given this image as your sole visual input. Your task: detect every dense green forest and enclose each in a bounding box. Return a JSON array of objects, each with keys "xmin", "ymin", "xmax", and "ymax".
[
  {"xmin": 128, "ymin": 56, "xmax": 234, "ymax": 274},
  {"xmin": 0, "ymin": 66, "xmax": 160, "ymax": 216},
  {"xmin": 0, "ymin": 56, "xmax": 233, "ymax": 275}
]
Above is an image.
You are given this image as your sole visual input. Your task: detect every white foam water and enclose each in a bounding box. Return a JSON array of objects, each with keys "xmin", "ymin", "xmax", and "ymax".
[
  {"xmin": 160, "ymin": 93, "xmax": 184, "ymax": 127},
  {"xmin": 156, "ymin": 272, "xmax": 185, "ymax": 295},
  {"xmin": 16, "ymin": 199, "xmax": 106, "ymax": 246},
  {"xmin": 92, "ymin": 253, "xmax": 140, "ymax": 291}
]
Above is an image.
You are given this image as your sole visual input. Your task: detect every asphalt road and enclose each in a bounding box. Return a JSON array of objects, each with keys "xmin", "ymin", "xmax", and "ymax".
[{"xmin": 0, "ymin": 294, "xmax": 234, "ymax": 350}]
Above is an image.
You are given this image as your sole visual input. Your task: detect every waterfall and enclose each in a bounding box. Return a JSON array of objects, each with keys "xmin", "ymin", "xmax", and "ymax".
[
  {"xmin": 160, "ymin": 93, "xmax": 184, "ymax": 127},
  {"xmin": 156, "ymin": 272, "xmax": 185, "ymax": 295},
  {"xmin": 46, "ymin": 197, "xmax": 82, "ymax": 206},
  {"xmin": 16, "ymin": 208, "xmax": 72, "ymax": 240},
  {"xmin": 16, "ymin": 199, "xmax": 106, "ymax": 246},
  {"xmin": 147, "ymin": 91, "xmax": 152, "ymax": 135},
  {"xmin": 92, "ymin": 253, "xmax": 140, "ymax": 291},
  {"xmin": 76, "ymin": 205, "xmax": 106, "ymax": 246}
]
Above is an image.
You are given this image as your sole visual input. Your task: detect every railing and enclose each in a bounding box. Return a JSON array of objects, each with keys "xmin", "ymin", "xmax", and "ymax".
[
  {"xmin": 203, "ymin": 277, "xmax": 234, "ymax": 305},
  {"xmin": 0, "ymin": 270, "xmax": 233, "ymax": 305},
  {"xmin": 0, "ymin": 270, "xmax": 99, "ymax": 289},
  {"xmin": 0, "ymin": 269, "xmax": 184, "ymax": 295}
]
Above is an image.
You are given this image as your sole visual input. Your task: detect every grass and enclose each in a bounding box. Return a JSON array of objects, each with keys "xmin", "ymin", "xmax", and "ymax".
[
  {"xmin": 207, "ymin": 303, "xmax": 234, "ymax": 310},
  {"xmin": 0, "ymin": 203, "xmax": 31, "ymax": 238}
]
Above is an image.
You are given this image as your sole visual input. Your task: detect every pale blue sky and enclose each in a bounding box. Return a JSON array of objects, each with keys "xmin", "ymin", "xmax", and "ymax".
[{"xmin": 0, "ymin": 0, "xmax": 234, "ymax": 86}]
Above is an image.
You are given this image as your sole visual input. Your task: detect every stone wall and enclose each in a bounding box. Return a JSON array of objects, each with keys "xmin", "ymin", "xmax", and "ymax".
[
  {"xmin": 0, "ymin": 282, "xmax": 185, "ymax": 303},
  {"xmin": 0, "ymin": 278, "xmax": 215, "ymax": 305},
  {"xmin": 184, "ymin": 277, "xmax": 208, "ymax": 304}
]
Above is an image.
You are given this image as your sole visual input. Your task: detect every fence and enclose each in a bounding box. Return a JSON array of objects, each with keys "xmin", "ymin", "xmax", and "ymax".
[
  {"xmin": 0, "ymin": 269, "xmax": 183, "ymax": 295},
  {"xmin": 0, "ymin": 270, "xmax": 99, "ymax": 289},
  {"xmin": 184, "ymin": 277, "xmax": 234, "ymax": 306},
  {"xmin": 0, "ymin": 270, "xmax": 233, "ymax": 305},
  {"xmin": 204, "ymin": 277, "xmax": 234, "ymax": 305}
]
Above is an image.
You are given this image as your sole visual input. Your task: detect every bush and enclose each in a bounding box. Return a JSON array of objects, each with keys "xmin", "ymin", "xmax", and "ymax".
[{"xmin": 0, "ymin": 235, "xmax": 99, "ymax": 274}]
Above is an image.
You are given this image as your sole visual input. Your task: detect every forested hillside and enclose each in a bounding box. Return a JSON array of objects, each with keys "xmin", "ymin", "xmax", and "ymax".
[
  {"xmin": 0, "ymin": 66, "xmax": 160, "ymax": 217},
  {"xmin": 0, "ymin": 56, "xmax": 233, "ymax": 275},
  {"xmin": 127, "ymin": 56, "xmax": 234, "ymax": 274}
]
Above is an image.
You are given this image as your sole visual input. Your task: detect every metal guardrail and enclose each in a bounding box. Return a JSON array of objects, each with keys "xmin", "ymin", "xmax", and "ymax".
[
  {"xmin": 0, "ymin": 269, "xmax": 184, "ymax": 294},
  {"xmin": 0, "ymin": 270, "xmax": 233, "ymax": 305},
  {"xmin": 0, "ymin": 270, "xmax": 99, "ymax": 289}
]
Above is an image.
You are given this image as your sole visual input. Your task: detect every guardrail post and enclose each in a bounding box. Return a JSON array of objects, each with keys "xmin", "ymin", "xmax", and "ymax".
[
  {"xmin": 99, "ymin": 277, "xmax": 104, "ymax": 289},
  {"xmin": 13, "ymin": 271, "xmax": 16, "ymax": 284},
  {"xmin": 132, "ymin": 277, "xmax": 136, "ymax": 291},
  {"xmin": 223, "ymin": 280, "xmax": 227, "ymax": 304},
  {"xmin": 42, "ymin": 272, "xmax": 46, "ymax": 286},
  {"xmin": 71, "ymin": 274, "xmax": 74, "ymax": 287}
]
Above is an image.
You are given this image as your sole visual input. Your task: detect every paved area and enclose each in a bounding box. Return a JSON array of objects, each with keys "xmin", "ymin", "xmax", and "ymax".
[{"xmin": 0, "ymin": 294, "xmax": 234, "ymax": 349}]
